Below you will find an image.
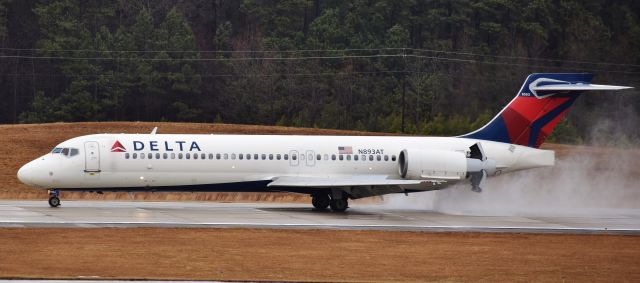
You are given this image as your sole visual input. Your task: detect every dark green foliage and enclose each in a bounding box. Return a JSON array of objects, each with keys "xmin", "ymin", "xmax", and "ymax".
[
  {"xmin": 0, "ymin": 0, "xmax": 639, "ymax": 146},
  {"xmin": 19, "ymin": 2, "xmax": 202, "ymax": 122}
]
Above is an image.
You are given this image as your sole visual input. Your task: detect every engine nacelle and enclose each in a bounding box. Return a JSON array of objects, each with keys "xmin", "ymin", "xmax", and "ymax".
[{"xmin": 398, "ymin": 149, "xmax": 467, "ymax": 180}]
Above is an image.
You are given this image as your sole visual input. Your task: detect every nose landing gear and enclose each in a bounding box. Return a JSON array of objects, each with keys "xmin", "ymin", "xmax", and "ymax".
[{"xmin": 48, "ymin": 189, "xmax": 60, "ymax": 207}]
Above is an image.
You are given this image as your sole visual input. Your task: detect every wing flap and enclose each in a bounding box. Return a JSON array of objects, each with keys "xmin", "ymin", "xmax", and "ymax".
[{"xmin": 267, "ymin": 175, "xmax": 424, "ymax": 187}]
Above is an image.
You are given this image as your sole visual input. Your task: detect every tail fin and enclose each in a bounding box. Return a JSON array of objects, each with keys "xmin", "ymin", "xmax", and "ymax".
[{"xmin": 460, "ymin": 73, "xmax": 632, "ymax": 148}]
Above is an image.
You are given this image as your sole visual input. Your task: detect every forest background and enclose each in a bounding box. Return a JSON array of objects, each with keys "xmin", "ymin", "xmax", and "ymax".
[{"xmin": 0, "ymin": 0, "xmax": 638, "ymax": 146}]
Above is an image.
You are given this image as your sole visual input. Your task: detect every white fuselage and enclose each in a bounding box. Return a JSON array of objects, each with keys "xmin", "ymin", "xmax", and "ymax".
[{"xmin": 17, "ymin": 133, "xmax": 554, "ymax": 194}]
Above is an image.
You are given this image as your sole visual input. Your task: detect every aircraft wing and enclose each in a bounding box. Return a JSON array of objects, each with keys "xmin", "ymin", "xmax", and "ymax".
[{"xmin": 267, "ymin": 175, "xmax": 428, "ymax": 187}]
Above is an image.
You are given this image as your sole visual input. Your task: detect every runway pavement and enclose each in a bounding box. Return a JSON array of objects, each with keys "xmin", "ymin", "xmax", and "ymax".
[{"xmin": 0, "ymin": 200, "xmax": 639, "ymax": 234}]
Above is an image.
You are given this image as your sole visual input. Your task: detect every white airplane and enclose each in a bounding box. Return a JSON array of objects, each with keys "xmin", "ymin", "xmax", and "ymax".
[{"xmin": 17, "ymin": 73, "xmax": 633, "ymax": 211}]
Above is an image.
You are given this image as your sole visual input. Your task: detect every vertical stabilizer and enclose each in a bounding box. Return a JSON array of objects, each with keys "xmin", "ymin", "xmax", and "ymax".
[{"xmin": 460, "ymin": 73, "xmax": 631, "ymax": 148}]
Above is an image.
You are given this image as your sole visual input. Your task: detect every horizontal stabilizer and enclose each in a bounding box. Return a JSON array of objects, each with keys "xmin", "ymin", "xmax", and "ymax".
[{"xmin": 532, "ymin": 83, "xmax": 633, "ymax": 92}]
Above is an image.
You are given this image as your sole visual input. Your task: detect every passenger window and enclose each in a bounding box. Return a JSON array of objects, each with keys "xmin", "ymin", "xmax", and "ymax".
[
  {"xmin": 238, "ymin": 154, "xmax": 243, "ymax": 160},
  {"xmin": 148, "ymin": 153, "xmax": 153, "ymax": 159},
  {"xmin": 224, "ymin": 153, "xmax": 228, "ymax": 160},
  {"xmin": 231, "ymin": 153, "xmax": 236, "ymax": 160},
  {"xmin": 246, "ymin": 153, "xmax": 251, "ymax": 160},
  {"xmin": 339, "ymin": 155, "xmax": 344, "ymax": 161},
  {"xmin": 354, "ymin": 155, "xmax": 358, "ymax": 161},
  {"xmin": 163, "ymin": 153, "xmax": 168, "ymax": 159},
  {"xmin": 133, "ymin": 153, "xmax": 137, "ymax": 159},
  {"xmin": 194, "ymin": 153, "xmax": 198, "ymax": 159},
  {"xmin": 277, "ymin": 154, "xmax": 281, "ymax": 160},
  {"xmin": 70, "ymin": 148, "xmax": 79, "ymax": 156},
  {"xmin": 186, "ymin": 153, "xmax": 191, "ymax": 159},
  {"xmin": 254, "ymin": 154, "xmax": 259, "ymax": 160},
  {"xmin": 369, "ymin": 155, "xmax": 374, "ymax": 161},
  {"xmin": 346, "ymin": 155, "xmax": 351, "ymax": 161},
  {"xmin": 316, "ymin": 154, "xmax": 321, "ymax": 160},
  {"xmin": 155, "ymin": 153, "xmax": 160, "ymax": 159},
  {"xmin": 384, "ymin": 155, "xmax": 389, "ymax": 161},
  {"xmin": 171, "ymin": 153, "xmax": 176, "ymax": 159},
  {"xmin": 300, "ymin": 154, "xmax": 305, "ymax": 161},
  {"xmin": 392, "ymin": 155, "xmax": 396, "ymax": 162},
  {"xmin": 178, "ymin": 153, "xmax": 183, "ymax": 159},
  {"xmin": 376, "ymin": 155, "xmax": 381, "ymax": 161},
  {"xmin": 331, "ymin": 154, "xmax": 336, "ymax": 161},
  {"xmin": 292, "ymin": 154, "xmax": 297, "ymax": 161},
  {"xmin": 262, "ymin": 154, "xmax": 266, "ymax": 160},
  {"xmin": 284, "ymin": 154, "xmax": 289, "ymax": 160},
  {"xmin": 323, "ymin": 154, "xmax": 328, "ymax": 161},
  {"xmin": 209, "ymin": 153, "xmax": 214, "ymax": 159},
  {"xmin": 216, "ymin": 153, "xmax": 221, "ymax": 160},
  {"xmin": 361, "ymin": 155, "xmax": 366, "ymax": 161},
  {"xmin": 125, "ymin": 153, "xmax": 130, "ymax": 159},
  {"xmin": 140, "ymin": 153, "xmax": 145, "ymax": 159}
]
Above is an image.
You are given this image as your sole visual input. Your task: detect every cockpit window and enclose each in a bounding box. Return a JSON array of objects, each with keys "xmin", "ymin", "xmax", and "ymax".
[{"xmin": 57, "ymin": 147, "xmax": 79, "ymax": 157}]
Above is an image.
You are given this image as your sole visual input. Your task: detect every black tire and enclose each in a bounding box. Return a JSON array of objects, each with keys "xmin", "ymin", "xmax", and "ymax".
[
  {"xmin": 330, "ymin": 198, "xmax": 348, "ymax": 212},
  {"xmin": 311, "ymin": 194, "xmax": 330, "ymax": 210},
  {"xmin": 48, "ymin": 196, "xmax": 60, "ymax": 207}
]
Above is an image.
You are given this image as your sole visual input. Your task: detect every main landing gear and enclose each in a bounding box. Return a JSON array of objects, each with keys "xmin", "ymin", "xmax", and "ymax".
[
  {"xmin": 48, "ymin": 189, "xmax": 61, "ymax": 207},
  {"xmin": 330, "ymin": 198, "xmax": 348, "ymax": 212},
  {"xmin": 311, "ymin": 191, "xmax": 349, "ymax": 212},
  {"xmin": 311, "ymin": 193, "xmax": 330, "ymax": 210}
]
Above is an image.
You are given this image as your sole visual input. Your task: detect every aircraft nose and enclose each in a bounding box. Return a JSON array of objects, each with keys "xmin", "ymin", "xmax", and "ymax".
[{"xmin": 17, "ymin": 162, "xmax": 34, "ymax": 185}]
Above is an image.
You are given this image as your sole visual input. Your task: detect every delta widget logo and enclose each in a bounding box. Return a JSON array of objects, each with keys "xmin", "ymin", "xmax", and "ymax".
[{"xmin": 111, "ymin": 140, "xmax": 126, "ymax": 152}]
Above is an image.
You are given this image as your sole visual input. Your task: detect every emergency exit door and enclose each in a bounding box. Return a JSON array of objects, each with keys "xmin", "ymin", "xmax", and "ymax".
[
  {"xmin": 305, "ymin": 150, "xmax": 315, "ymax": 167},
  {"xmin": 84, "ymin": 141, "xmax": 101, "ymax": 172}
]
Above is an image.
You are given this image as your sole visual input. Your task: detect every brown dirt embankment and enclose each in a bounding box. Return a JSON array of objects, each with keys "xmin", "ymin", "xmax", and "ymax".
[
  {"xmin": 2, "ymin": 122, "xmax": 637, "ymax": 201},
  {"xmin": 0, "ymin": 122, "xmax": 381, "ymax": 201},
  {"xmin": 1, "ymin": 228, "xmax": 638, "ymax": 282}
]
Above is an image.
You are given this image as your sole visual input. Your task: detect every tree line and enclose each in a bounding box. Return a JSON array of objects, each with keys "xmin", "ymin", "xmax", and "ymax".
[{"xmin": 0, "ymin": 0, "xmax": 639, "ymax": 145}]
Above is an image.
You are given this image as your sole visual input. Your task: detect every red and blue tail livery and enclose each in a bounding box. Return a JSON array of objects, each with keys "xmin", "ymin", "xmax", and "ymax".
[{"xmin": 461, "ymin": 73, "xmax": 632, "ymax": 148}]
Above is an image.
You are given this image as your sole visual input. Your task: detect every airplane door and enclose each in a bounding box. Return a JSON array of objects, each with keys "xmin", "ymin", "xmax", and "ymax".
[
  {"xmin": 305, "ymin": 150, "xmax": 315, "ymax": 167},
  {"xmin": 84, "ymin": 141, "xmax": 101, "ymax": 172},
  {"xmin": 289, "ymin": 150, "xmax": 299, "ymax": 166}
]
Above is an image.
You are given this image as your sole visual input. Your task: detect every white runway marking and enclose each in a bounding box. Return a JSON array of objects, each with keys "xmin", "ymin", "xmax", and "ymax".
[{"xmin": 0, "ymin": 201, "xmax": 639, "ymax": 234}]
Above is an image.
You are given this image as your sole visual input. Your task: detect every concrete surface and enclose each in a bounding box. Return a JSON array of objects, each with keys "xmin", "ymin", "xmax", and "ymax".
[{"xmin": 0, "ymin": 201, "xmax": 639, "ymax": 234}]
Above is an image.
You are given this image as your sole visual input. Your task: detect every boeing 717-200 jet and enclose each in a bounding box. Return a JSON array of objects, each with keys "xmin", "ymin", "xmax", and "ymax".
[{"xmin": 17, "ymin": 73, "xmax": 633, "ymax": 211}]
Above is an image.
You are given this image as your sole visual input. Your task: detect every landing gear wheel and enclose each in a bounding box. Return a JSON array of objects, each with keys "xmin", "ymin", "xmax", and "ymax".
[
  {"xmin": 330, "ymin": 198, "xmax": 349, "ymax": 212},
  {"xmin": 48, "ymin": 196, "xmax": 60, "ymax": 207},
  {"xmin": 48, "ymin": 189, "xmax": 61, "ymax": 207},
  {"xmin": 311, "ymin": 194, "xmax": 330, "ymax": 210}
]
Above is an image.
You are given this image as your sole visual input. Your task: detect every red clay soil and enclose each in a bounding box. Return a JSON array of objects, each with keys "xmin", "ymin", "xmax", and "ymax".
[
  {"xmin": 0, "ymin": 228, "xmax": 638, "ymax": 282},
  {"xmin": 2, "ymin": 122, "xmax": 638, "ymax": 201},
  {"xmin": 0, "ymin": 122, "xmax": 381, "ymax": 201}
]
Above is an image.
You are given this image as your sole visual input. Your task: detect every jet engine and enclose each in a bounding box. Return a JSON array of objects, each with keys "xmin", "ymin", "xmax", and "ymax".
[
  {"xmin": 398, "ymin": 143, "xmax": 497, "ymax": 192},
  {"xmin": 398, "ymin": 149, "xmax": 467, "ymax": 180}
]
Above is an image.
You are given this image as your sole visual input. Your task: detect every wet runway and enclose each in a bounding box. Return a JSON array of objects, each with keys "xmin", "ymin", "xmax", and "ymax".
[{"xmin": 0, "ymin": 201, "xmax": 639, "ymax": 234}]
